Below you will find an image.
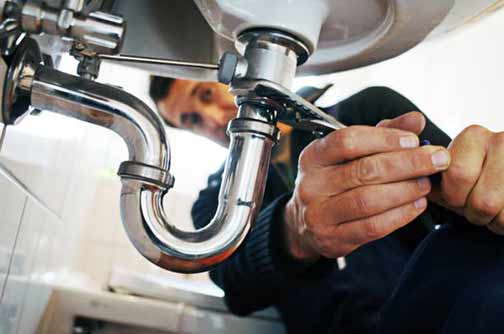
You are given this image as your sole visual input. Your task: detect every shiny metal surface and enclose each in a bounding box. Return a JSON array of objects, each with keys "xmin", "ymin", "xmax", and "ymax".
[
  {"xmin": 2, "ymin": 37, "xmax": 43, "ymax": 125},
  {"xmin": 0, "ymin": 26, "xmax": 317, "ymax": 273},
  {"xmin": 117, "ymin": 160, "xmax": 175, "ymax": 189},
  {"xmin": 30, "ymin": 67, "xmax": 169, "ymax": 167},
  {"xmin": 99, "ymin": 54, "xmax": 220, "ymax": 82},
  {"xmin": 233, "ymin": 79, "xmax": 347, "ymax": 132},
  {"xmin": 20, "ymin": 2, "xmax": 124, "ymax": 54},
  {"xmin": 0, "ymin": 7, "xmax": 24, "ymax": 57},
  {"xmin": 236, "ymin": 29, "xmax": 311, "ymax": 64},
  {"xmin": 121, "ymin": 121, "xmax": 275, "ymax": 272},
  {"xmin": 100, "ymin": 52, "xmax": 249, "ymax": 84},
  {"xmin": 64, "ymin": 0, "xmax": 85, "ymax": 12},
  {"xmin": 235, "ymin": 30, "xmax": 308, "ymax": 88},
  {"xmin": 27, "ymin": 64, "xmax": 278, "ymax": 273},
  {"xmin": 228, "ymin": 118, "xmax": 280, "ymax": 140}
]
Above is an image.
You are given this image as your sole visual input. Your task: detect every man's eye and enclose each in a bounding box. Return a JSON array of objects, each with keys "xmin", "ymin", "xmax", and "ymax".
[
  {"xmin": 180, "ymin": 112, "xmax": 202, "ymax": 128},
  {"xmin": 199, "ymin": 87, "xmax": 213, "ymax": 103}
]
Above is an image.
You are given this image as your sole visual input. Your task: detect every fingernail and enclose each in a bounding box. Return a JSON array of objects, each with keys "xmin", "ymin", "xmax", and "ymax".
[
  {"xmin": 400, "ymin": 136, "xmax": 419, "ymax": 148},
  {"xmin": 414, "ymin": 198, "xmax": 427, "ymax": 209},
  {"xmin": 417, "ymin": 177, "xmax": 430, "ymax": 190},
  {"xmin": 431, "ymin": 150, "xmax": 450, "ymax": 168}
]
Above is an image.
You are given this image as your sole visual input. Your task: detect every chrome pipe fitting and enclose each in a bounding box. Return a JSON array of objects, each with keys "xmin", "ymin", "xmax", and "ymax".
[
  {"xmin": 25, "ymin": 62, "xmax": 279, "ymax": 273},
  {"xmin": 0, "ymin": 29, "xmax": 311, "ymax": 273},
  {"xmin": 19, "ymin": 1, "xmax": 124, "ymax": 54},
  {"xmin": 235, "ymin": 29, "xmax": 310, "ymax": 88}
]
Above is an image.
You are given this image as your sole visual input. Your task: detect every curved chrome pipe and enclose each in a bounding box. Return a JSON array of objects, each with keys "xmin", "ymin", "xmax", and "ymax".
[{"xmin": 29, "ymin": 66, "xmax": 276, "ymax": 273}]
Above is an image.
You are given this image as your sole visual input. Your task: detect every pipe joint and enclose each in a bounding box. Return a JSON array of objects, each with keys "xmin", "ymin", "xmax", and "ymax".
[
  {"xmin": 118, "ymin": 161, "xmax": 175, "ymax": 190},
  {"xmin": 227, "ymin": 118, "xmax": 279, "ymax": 142}
]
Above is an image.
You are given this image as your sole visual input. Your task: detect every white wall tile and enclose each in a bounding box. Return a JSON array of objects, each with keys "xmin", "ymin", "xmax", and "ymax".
[
  {"xmin": 0, "ymin": 197, "xmax": 57, "ymax": 334},
  {"xmin": 0, "ymin": 172, "xmax": 27, "ymax": 298},
  {"xmin": 15, "ymin": 198, "xmax": 67, "ymax": 334}
]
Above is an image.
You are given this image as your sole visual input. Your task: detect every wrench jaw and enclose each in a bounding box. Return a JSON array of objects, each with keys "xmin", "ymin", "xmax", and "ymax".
[{"xmin": 231, "ymin": 79, "xmax": 347, "ymax": 134}]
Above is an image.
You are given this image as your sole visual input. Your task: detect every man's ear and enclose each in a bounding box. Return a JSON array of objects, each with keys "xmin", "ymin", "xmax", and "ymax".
[{"xmin": 156, "ymin": 101, "xmax": 176, "ymax": 128}]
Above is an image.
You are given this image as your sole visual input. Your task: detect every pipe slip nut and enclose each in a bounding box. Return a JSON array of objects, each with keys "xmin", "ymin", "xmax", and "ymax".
[
  {"xmin": 227, "ymin": 118, "xmax": 280, "ymax": 142},
  {"xmin": 118, "ymin": 161, "xmax": 174, "ymax": 189}
]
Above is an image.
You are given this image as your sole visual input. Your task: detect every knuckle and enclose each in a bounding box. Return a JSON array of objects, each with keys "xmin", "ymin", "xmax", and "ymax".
[
  {"xmin": 335, "ymin": 128, "xmax": 358, "ymax": 154},
  {"xmin": 410, "ymin": 151, "xmax": 429, "ymax": 170},
  {"xmin": 445, "ymin": 162, "xmax": 479, "ymax": 186},
  {"xmin": 363, "ymin": 219, "xmax": 381, "ymax": 240},
  {"xmin": 354, "ymin": 190, "xmax": 372, "ymax": 216},
  {"xmin": 464, "ymin": 124, "xmax": 489, "ymax": 137},
  {"xmin": 469, "ymin": 195, "xmax": 502, "ymax": 218},
  {"xmin": 298, "ymin": 146, "xmax": 314, "ymax": 170},
  {"xmin": 296, "ymin": 182, "xmax": 312, "ymax": 204},
  {"xmin": 302, "ymin": 205, "xmax": 318, "ymax": 228},
  {"xmin": 356, "ymin": 157, "xmax": 381, "ymax": 184}
]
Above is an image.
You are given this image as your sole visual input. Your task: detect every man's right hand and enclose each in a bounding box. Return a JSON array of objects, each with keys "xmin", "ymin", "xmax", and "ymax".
[{"xmin": 283, "ymin": 112, "xmax": 451, "ymax": 263}]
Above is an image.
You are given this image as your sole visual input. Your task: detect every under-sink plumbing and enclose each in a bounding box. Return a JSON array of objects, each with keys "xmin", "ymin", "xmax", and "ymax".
[{"xmin": 0, "ymin": 1, "xmax": 344, "ymax": 273}]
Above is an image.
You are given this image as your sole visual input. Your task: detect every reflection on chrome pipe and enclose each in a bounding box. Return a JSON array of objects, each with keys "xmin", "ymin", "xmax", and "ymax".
[
  {"xmin": 29, "ymin": 66, "xmax": 277, "ymax": 272},
  {"xmin": 121, "ymin": 129, "xmax": 275, "ymax": 272},
  {"xmin": 30, "ymin": 67, "xmax": 169, "ymax": 167}
]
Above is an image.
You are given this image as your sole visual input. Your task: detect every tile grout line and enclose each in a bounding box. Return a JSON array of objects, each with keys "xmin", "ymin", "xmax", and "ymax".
[{"xmin": 0, "ymin": 196, "xmax": 28, "ymax": 302}]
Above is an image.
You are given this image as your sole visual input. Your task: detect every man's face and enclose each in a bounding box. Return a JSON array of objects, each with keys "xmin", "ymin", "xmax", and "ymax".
[{"xmin": 157, "ymin": 79, "xmax": 237, "ymax": 146}]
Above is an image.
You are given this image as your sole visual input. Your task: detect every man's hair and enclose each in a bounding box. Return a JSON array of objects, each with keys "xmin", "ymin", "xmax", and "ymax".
[
  {"xmin": 149, "ymin": 76, "xmax": 176, "ymax": 127},
  {"xmin": 149, "ymin": 76, "xmax": 176, "ymax": 103}
]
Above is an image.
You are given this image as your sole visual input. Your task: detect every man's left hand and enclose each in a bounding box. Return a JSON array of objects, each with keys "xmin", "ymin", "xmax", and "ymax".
[
  {"xmin": 435, "ymin": 125, "xmax": 504, "ymax": 234},
  {"xmin": 379, "ymin": 115, "xmax": 504, "ymax": 234}
]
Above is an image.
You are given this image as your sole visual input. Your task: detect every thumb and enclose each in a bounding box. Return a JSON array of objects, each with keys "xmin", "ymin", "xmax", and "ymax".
[{"xmin": 377, "ymin": 111, "xmax": 426, "ymax": 135}]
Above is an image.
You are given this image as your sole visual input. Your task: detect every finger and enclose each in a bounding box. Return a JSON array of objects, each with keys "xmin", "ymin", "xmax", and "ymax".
[
  {"xmin": 302, "ymin": 126, "xmax": 419, "ymax": 168},
  {"xmin": 465, "ymin": 132, "xmax": 504, "ymax": 225},
  {"xmin": 318, "ymin": 178, "xmax": 431, "ymax": 224},
  {"xmin": 441, "ymin": 125, "xmax": 491, "ymax": 208},
  {"xmin": 377, "ymin": 111, "xmax": 426, "ymax": 135},
  {"xmin": 487, "ymin": 210, "xmax": 504, "ymax": 235},
  {"xmin": 310, "ymin": 145, "xmax": 450, "ymax": 193},
  {"xmin": 336, "ymin": 198, "xmax": 428, "ymax": 247}
]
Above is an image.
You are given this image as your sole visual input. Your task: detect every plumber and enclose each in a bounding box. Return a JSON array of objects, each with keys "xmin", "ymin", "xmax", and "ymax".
[{"xmin": 150, "ymin": 76, "xmax": 504, "ymax": 334}]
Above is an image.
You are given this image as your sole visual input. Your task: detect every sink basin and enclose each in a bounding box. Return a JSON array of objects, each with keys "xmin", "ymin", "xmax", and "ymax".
[
  {"xmin": 195, "ymin": 0, "xmax": 504, "ymax": 75},
  {"xmin": 112, "ymin": 0, "xmax": 504, "ymax": 79}
]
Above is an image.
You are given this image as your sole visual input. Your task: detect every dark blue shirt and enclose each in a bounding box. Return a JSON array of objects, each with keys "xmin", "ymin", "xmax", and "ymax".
[{"xmin": 192, "ymin": 87, "xmax": 453, "ymax": 333}]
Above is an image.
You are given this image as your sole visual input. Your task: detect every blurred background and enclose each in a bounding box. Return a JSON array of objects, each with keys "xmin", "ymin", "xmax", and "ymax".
[{"xmin": 0, "ymin": 6, "xmax": 503, "ymax": 334}]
